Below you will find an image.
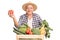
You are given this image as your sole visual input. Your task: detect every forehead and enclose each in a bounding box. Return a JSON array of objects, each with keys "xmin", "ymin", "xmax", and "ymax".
[{"xmin": 27, "ymin": 5, "xmax": 33, "ymax": 7}]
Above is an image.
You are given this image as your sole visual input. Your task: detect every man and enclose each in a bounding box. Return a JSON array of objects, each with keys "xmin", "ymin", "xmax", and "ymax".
[{"xmin": 8, "ymin": 2, "xmax": 46, "ymax": 40}]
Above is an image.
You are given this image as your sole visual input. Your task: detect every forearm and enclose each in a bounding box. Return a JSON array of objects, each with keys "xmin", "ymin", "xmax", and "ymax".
[{"xmin": 13, "ymin": 16, "xmax": 19, "ymax": 27}]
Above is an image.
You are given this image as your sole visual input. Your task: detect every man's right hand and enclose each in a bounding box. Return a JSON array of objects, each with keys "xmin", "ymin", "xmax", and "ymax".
[{"xmin": 8, "ymin": 10, "xmax": 15, "ymax": 18}]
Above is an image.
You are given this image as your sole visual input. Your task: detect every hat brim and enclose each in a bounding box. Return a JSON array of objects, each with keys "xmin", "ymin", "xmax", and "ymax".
[{"xmin": 22, "ymin": 2, "xmax": 37, "ymax": 11}]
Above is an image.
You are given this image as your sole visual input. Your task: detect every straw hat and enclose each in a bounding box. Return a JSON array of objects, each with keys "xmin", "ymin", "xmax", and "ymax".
[{"xmin": 22, "ymin": 2, "xmax": 37, "ymax": 11}]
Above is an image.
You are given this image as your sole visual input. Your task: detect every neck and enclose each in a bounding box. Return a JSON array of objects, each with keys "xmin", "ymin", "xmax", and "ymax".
[{"xmin": 26, "ymin": 13, "xmax": 33, "ymax": 19}]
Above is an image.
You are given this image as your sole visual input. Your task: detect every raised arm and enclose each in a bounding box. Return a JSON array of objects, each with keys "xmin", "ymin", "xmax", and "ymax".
[{"xmin": 8, "ymin": 10, "xmax": 18, "ymax": 27}]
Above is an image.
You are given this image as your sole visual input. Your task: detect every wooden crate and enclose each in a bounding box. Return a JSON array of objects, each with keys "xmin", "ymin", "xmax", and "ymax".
[{"xmin": 16, "ymin": 35, "xmax": 44, "ymax": 40}]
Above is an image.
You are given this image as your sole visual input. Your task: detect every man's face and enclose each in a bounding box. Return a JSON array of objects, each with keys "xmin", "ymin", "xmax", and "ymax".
[{"xmin": 26, "ymin": 5, "xmax": 34, "ymax": 14}]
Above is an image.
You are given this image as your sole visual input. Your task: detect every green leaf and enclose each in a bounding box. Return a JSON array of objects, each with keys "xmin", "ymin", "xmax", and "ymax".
[{"xmin": 32, "ymin": 28, "xmax": 40, "ymax": 35}]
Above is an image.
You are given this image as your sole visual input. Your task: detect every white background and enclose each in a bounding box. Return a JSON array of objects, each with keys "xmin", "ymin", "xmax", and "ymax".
[{"xmin": 0, "ymin": 0, "xmax": 60, "ymax": 40}]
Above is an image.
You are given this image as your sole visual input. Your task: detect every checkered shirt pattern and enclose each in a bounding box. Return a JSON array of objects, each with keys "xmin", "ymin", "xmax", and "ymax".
[{"xmin": 18, "ymin": 13, "xmax": 42, "ymax": 28}]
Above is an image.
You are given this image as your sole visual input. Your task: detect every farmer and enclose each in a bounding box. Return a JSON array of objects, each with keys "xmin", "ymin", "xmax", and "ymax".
[{"xmin": 8, "ymin": 2, "xmax": 46, "ymax": 40}]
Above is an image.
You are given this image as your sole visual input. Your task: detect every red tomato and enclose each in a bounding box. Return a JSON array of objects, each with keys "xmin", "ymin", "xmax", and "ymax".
[
  {"xmin": 26, "ymin": 30, "xmax": 30, "ymax": 34},
  {"xmin": 8, "ymin": 10, "xmax": 14, "ymax": 14},
  {"xmin": 26, "ymin": 27, "xmax": 32, "ymax": 35}
]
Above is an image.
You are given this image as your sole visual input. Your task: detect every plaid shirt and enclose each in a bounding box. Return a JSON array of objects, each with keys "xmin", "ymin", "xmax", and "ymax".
[{"xmin": 18, "ymin": 13, "xmax": 42, "ymax": 28}]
